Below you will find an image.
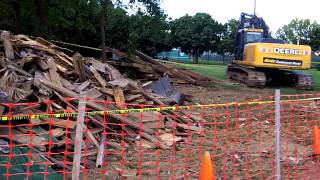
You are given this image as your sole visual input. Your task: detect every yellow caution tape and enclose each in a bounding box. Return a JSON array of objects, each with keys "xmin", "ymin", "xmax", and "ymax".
[
  {"xmin": 50, "ymin": 40, "xmax": 103, "ymax": 52},
  {"xmin": 1, "ymin": 97, "xmax": 319, "ymax": 121}
]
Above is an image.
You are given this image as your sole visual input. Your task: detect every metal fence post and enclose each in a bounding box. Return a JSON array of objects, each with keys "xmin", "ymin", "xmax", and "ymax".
[
  {"xmin": 275, "ymin": 89, "xmax": 281, "ymax": 180},
  {"xmin": 72, "ymin": 93, "xmax": 87, "ymax": 180}
]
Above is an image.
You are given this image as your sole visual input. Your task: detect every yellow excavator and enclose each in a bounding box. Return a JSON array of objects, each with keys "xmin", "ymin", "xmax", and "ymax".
[{"xmin": 227, "ymin": 12, "xmax": 314, "ymax": 89}]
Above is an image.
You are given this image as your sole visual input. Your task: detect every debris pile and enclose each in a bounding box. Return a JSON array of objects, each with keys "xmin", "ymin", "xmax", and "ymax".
[
  {"xmin": 0, "ymin": 31, "xmax": 204, "ymax": 170},
  {"xmin": 105, "ymin": 47, "xmax": 218, "ymax": 85}
]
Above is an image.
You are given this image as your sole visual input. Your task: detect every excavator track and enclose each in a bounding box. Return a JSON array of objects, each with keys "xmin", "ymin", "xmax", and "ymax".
[
  {"xmin": 227, "ymin": 64, "xmax": 315, "ymax": 90},
  {"xmin": 227, "ymin": 64, "xmax": 266, "ymax": 88},
  {"xmin": 289, "ymin": 71, "xmax": 314, "ymax": 90}
]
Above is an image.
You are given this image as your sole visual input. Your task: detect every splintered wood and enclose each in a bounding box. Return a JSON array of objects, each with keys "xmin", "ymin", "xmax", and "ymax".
[
  {"xmin": 106, "ymin": 48, "xmax": 219, "ymax": 85},
  {"xmin": 0, "ymin": 30, "xmax": 202, "ymax": 172}
]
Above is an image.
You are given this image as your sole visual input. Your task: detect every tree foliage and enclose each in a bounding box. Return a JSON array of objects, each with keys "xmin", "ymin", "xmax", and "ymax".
[
  {"xmin": 170, "ymin": 13, "xmax": 224, "ymax": 63},
  {"xmin": 129, "ymin": 11, "xmax": 170, "ymax": 55},
  {"xmin": 276, "ymin": 19, "xmax": 318, "ymax": 45},
  {"xmin": 276, "ymin": 18, "xmax": 320, "ymax": 51},
  {"xmin": 217, "ymin": 19, "xmax": 238, "ymax": 55},
  {"xmin": 310, "ymin": 26, "xmax": 320, "ymax": 51},
  {"xmin": 128, "ymin": 0, "xmax": 161, "ymax": 15},
  {"xmin": 0, "ymin": 0, "xmax": 168, "ymax": 54},
  {"xmin": 3, "ymin": 0, "xmax": 320, "ymax": 58}
]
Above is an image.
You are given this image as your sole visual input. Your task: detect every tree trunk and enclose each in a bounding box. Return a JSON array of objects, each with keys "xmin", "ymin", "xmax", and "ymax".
[
  {"xmin": 193, "ymin": 55, "xmax": 199, "ymax": 64},
  {"xmin": 33, "ymin": 0, "xmax": 49, "ymax": 37},
  {"xmin": 10, "ymin": 0, "xmax": 21, "ymax": 33},
  {"xmin": 100, "ymin": 0, "xmax": 108, "ymax": 62},
  {"xmin": 190, "ymin": 54, "xmax": 199, "ymax": 64}
]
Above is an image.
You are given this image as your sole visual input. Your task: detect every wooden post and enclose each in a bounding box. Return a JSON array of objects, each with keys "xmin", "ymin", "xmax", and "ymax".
[
  {"xmin": 96, "ymin": 134, "xmax": 105, "ymax": 168},
  {"xmin": 72, "ymin": 93, "xmax": 87, "ymax": 180},
  {"xmin": 1, "ymin": 31, "xmax": 15, "ymax": 61},
  {"xmin": 100, "ymin": 0, "xmax": 108, "ymax": 62},
  {"xmin": 274, "ymin": 89, "xmax": 281, "ymax": 180}
]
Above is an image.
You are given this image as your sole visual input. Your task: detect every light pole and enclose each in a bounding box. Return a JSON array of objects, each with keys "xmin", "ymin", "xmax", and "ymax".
[{"xmin": 254, "ymin": 0, "xmax": 257, "ymax": 15}]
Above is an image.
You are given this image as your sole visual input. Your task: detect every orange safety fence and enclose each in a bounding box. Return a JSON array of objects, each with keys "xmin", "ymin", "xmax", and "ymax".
[{"xmin": 0, "ymin": 93, "xmax": 319, "ymax": 179}]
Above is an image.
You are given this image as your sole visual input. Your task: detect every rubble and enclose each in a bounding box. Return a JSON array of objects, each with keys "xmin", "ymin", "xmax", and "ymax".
[
  {"xmin": 105, "ymin": 47, "xmax": 220, "ymax": 86},
  {"xmin": 0, "ymin": 31, "xmax": 204, "ymax": 170}
]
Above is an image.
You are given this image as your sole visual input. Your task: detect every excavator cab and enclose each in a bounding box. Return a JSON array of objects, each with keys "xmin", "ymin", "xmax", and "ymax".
[
  {"xmin": 245, "ymin": 30, "xmax": 263, "ymax": 43},
  {"xmin": 234, "ymin": 13, "xmax": 271, "ymax": 60}
]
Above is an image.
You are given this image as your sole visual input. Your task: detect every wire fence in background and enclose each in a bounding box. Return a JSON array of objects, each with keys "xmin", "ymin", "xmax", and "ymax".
[
  {"xmin": 157, "ymin": 50, "xmax": 234, "ymax": 65},
  {"xmin": 201, "ymin": 53, "xmax": 233, "ymax": 65},
  {"xmin": 0, "ymin": 93, "xmax": 319, "ymax": 179}
]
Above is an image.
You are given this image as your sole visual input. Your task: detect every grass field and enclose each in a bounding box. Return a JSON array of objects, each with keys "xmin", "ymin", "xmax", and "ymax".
[{"xmin": 175, "ymin": 62, "xmax": 320, "ymax": 94}]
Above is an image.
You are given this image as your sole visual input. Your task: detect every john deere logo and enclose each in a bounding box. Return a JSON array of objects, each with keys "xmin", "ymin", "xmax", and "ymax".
[{"xmin": 274, "ymin": 48, "xmax": 299, "ymax": 55}]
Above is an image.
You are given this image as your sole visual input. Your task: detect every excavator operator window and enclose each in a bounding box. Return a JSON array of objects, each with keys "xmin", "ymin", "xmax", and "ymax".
[{"xmin": 245, "ymin": 31, "xmax": 262, "ymax": 44}]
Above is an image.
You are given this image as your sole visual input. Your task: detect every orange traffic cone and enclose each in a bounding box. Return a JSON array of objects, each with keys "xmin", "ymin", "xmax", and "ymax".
[
  {"xmin": 199, "ymin": 151, "xmax": 215, "ymax": 180},
  {"xmin": 313, "ymin": 126, "xmax": 320, "ymax": 155}
]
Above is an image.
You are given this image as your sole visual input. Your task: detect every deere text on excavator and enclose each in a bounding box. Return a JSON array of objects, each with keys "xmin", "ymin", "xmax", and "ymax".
[{"xmin": 227, "ymin": 13, "xmax": 314, "ymax": 89}]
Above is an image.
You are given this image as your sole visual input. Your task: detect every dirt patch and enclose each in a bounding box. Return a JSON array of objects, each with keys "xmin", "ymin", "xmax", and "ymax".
[
  {"xmin": 85, "ymin": 84, "xmax": 319, "ymax": 179},
  {"xmin": 176, "ymin": 82, "xmax": 274, "ymax": 105}
]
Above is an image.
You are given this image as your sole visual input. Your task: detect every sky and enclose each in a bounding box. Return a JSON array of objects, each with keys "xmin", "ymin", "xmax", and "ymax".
[{"xmin": 161, "ymin": 0, "xmax": 320, "ymax": 33}]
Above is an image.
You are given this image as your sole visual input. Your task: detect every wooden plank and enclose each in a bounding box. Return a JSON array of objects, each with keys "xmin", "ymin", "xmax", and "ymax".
[
  {"xmin": 35, "ymin": 37, "xmax": 74, "ymax": 54},
  {"xmin": 137, "ymin": 67, "xmax": 155, "ymax": 73},
  {"xmin": 113, "ymin": 86, "xmax": 126, "ymax": 108},
  {"xmin": 88, "ymin": 127, "xmax": 104, "ymax": 134},
  {"xmin": 31, "ymin": 126, "xmax": 61, "ymax": 145},
  {"xmin": 1, "ymin": 31, "xmax": 14, "ymax": 60},
  {"xmin": 51, "ymin": 128, "xmax": 65, "ymax": 137},
  {"xmin": 125, "ymin": 94, "xmax": 142, "ymax": 102},
  {"xmin": 84, "ymin": 125, "xmax": 99, "ymax": 148},
  {"xmin": 96, "ymin": 134, "xmax": 105, "ymax": 168},
  {"xmin": 136, "ymin": 50, "xmax": 198, "ymax": 84},
  {"xmin": 165, "ymin": 121, "xmax": 202, "ymax": 133},
  {"xmin": 160, "ymin": 133, "xmax": 182, "ymax": 146},
  {"xmin": 12, "ymin": 129, "xmax": 47, "ymax": 151},
  {"xmin": 15, "ymin": 35, "xmax": 74, "ymax": 68},
  {"xmin": 141, "ymin": 81, "xmax": 153, "ymax": 87},
  {"xmin": 56, "ymin": 64, "xmax": 69, "ymax": 73},
  {"xmin": 104, "ymin": 63, "xmax": 122, "ymax": 80},
  {"xmin": 85, "ymin": 88, "xmax": 102, "ymax": 100},
  {"xmin": 91, "ymin": 60, "xmax": 106, "ymax": 73},
  {"xmin": 89, "ymin": 66, "xmax": 107, "ymax": 87},
  {"xmin": 31, "ymin": 146, "xmax": 72, "ymax": 171},
  {"xmin": 143, "ymin": 121, "xmax": 164, "ymax": 129},
  {"xmin": 141, "ymin": 132, "xmax": 170, "ymax": 149},
  {"xmin": 35, "ymin": 118, "xmax": 77, "ymax": 129},
  {"xmin": 72, "ymin": 93, "xmax": 86, "ymax": 180},
  {"xmin": 128, "ymin": 82, "xmax": 164, "ymax": 105},
  {"xmin": 37, "ymin": 60, "xmax": 50, "ymax": 70},
  {"xmin": 99, "ymin": 87, "xmax": 114, "ymax": 96},
  {"xmin": 128, "ymin": 112, "xmax": 162, "ymax": 122},
  {"xmin": 72, "ymin": 53, "xmax": 87, "ymax": 82},
  {"xmin": 109, "ymin": 78, "xmax": 129, "ymax": 88},
  {"xmin": 61, "ymin": 77, "xmax": 76, "ymax": 90},
  {"xmin": 75, "ymin": 81, "xmax": 91, "ymax": 93},
  {"xmin": 34, "ymin": 71, "xmax": 52, "ymax": 96},
  {"xmin": 135, "ymin": 139, "xmax": 156, "ymax": 149},
  {"xmin": 47, "ymin": 58, "xmax": 62, "ymax": 86},
  {"xmin": 7, "ymin": 64, "xmax": 32, "ymax": 77},
  {"xmin": 130, "ymin": 98, "xmax": 147, "ymax": 104},
  {"xmin": 40, "ymin": 79, "xmax": 155, "ymax": 135}
]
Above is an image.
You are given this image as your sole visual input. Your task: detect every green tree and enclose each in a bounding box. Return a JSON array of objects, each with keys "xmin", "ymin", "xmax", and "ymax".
[
  {"xmin": 276, "ymin": 19, "xmax": 318, "ymax": 45},
  {"xmin": 217, "ymin": 19, "xmax": 238, "ymax": 55},
  {"xmin": 310, "ymin": 25, "xmax": 320, "ymax": 51},
  {"xmin": 129, "ymin": 11, "xmax": 170, "ymax": 56},
  {"xmin": 105, "ymin": 6, "xmax": 130, "ymax": 50},
  {"xmin": 170, "ymin": 13, "xmax": 224, "ymax": 63},
  {"xmin": 98, "ymin": 0, "xmax": 161, "ymax": 60}
]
